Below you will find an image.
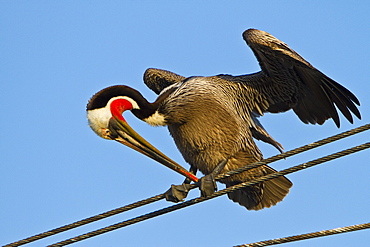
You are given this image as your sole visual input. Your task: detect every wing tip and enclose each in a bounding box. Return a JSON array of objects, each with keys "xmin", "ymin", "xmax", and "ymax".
[{"xmin": 242, "ymin": 28, "xmax": 270, "ymax": 45}]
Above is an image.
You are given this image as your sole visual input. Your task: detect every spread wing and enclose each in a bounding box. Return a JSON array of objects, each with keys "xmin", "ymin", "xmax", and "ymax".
[{"xmin": 220, "ymin": 29, "xmax": 360, "ymax": 128}]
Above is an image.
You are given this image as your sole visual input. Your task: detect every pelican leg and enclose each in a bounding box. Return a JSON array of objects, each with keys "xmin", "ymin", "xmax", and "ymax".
[
  {"xmin": 198, "ymin": 159, "xmax": 228, "ymax": 197},
  {"xmin": 165, "ymin": 166, "xmax": 197, "ymax": 203}
]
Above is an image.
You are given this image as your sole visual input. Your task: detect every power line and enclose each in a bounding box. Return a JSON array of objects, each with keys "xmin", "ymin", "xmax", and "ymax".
[
  {"xmin": 2, "ymin": 193, "xmax": 166, "ymax": 247},
  {"xmin": 3, "ymin": 124, "xmax": 369, "ymax": 247},
  {"xmin": 47, "ymin": 142, "xmax": 369, "ymax": 246},
  {"xmin": 219, "ymin": 123, "xmax": 370, "ymax": 180},
  {"xmin": 235, "ymin": 222, "xmax": 370, "ymax": 247}
]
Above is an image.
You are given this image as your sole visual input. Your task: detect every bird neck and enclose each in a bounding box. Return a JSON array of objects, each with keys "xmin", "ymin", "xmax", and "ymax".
[
  {"xmin": 132, "ymin": 86, "xmax": 176, "ymax": 126},
  {"xmin": 132, "ymin": 101, "xmax": 166, "ymax": 126}
]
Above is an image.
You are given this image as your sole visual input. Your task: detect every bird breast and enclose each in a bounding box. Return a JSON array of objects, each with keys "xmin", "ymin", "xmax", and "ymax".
[{"xmin": 160, "ymin": 77, "xmax": 258, "ymax": 175}]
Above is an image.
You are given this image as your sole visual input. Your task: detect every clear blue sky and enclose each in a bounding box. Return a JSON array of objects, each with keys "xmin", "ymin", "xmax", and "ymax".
[{"xmin": 1, "ymin": 2, "xmax": 369, "ymax": 246}]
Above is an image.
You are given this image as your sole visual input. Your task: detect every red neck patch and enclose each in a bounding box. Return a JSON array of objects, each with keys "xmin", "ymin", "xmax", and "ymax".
[{"xmin": 110, "ymin": 99, "xmax": 133, "ymax": 121}]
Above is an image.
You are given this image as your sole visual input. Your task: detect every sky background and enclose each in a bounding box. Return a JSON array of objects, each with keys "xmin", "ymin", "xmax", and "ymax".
[{"xmin": 1, "ymin": 1, "xmax": 369, "ymax": 246}]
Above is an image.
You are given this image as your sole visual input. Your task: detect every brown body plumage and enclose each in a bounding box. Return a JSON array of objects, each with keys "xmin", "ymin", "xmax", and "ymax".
[
  {"xmin": 157, "ymin": 76, "xmax": 292, "ymax": 210},
  {"xmin": 142, "ymin": 29, "xmax": 360, "ymax": 210}
]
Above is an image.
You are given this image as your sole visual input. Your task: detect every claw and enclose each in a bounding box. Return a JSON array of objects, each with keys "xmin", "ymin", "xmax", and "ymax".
[
  {"xmin": 165, "ymin": 159, "xmax": 228, "ymax": 200},
  {"xmin": 198, "ymin": 158, "xmax": 228, "ymax": 197},
  {"xmin": 165, "ymin": 183, "xmax": 192, "ymax": 202},
  {"xmin": 198, "ymin": 174, "xmax": 217, "ymax": 197}
]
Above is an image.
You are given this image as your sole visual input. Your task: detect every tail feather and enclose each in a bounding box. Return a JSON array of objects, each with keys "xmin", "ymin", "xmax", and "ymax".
[{"xmin": 226, "ymin": 166, "xmax": 292, "ymax": 210}]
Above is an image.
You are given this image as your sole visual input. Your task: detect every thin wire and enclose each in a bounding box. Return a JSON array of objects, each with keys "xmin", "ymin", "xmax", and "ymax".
[
  {"xmin": 3, "ymin": 124, "xmax": 369, "ymax": 247},
  {"xmin": 218, "ymin": 123, "xmax": 370, "ymax": 180},
  {"xmin": 235, "ymin": 222, "xmax": 370, "ymax": 247},
  {"xmin": 48, "ymin": 142, "xmax": 370, "ymax": 246},
  {"xmin": 2, "ymin": 193, "xmax": 166, "ymax": 247}
]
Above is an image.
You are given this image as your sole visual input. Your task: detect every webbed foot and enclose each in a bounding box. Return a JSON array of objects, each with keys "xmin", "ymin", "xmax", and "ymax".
[
  {"xmin": 165, "ymin": 183, "xmax": 193, "ymax": 202},
  {"xmin": 198, "ymin": 174, "xmax": 217, "ymax": 197},
  {"xmin": 197, "ymin": 158, "xmax": 229, "ymax": 197}
]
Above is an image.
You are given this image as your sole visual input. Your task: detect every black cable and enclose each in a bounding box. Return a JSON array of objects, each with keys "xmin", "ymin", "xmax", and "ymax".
[
  {"xmin": 4, "ymin": 124, "xmax": 369, "ymax": 247},
  {"xmin": 235, "ymin": 222, "xmax": 370, "ymax": 246},
  {"xmin": 48, "ymin": 143, "xmax": 369, "ymax": 246}
]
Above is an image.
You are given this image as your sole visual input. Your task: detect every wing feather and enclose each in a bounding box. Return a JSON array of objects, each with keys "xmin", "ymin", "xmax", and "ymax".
[
  {"xmin": 143, "ymin": 68, "xmax": 185, "ymax": 95},
  {"xmin": 142, "ymin": 29, "xmax": 360, "ymax": 128},
  {"xmin": 240, "ymin": 29, "xmax": 360, "ymax": 127}
]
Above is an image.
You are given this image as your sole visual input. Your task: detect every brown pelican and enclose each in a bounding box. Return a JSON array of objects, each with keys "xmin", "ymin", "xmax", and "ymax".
[{"xmin": 87, "ymin": 29, "xmax": 361, "ymax": 210}]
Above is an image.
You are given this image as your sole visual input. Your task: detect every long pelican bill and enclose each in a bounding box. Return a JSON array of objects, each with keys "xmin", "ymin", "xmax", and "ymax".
[{"xmin": 108, "ymin": 117, "xmax": 198, "ymax": 182}]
